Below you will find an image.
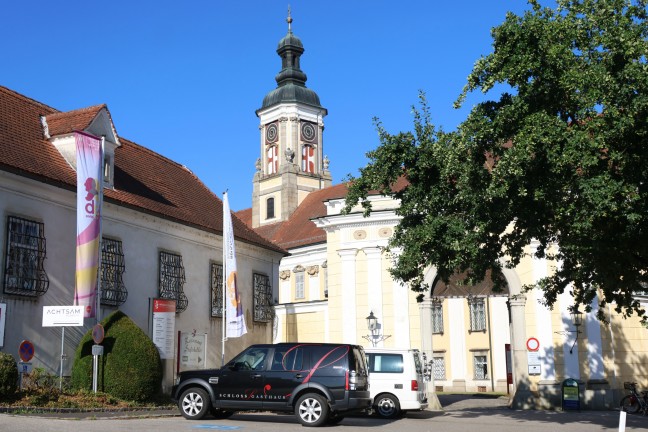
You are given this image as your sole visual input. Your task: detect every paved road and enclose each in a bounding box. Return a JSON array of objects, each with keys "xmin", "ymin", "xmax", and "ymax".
[{"xmin": 1, "ymin": 406, "xmax": 645, "ymax": 432}]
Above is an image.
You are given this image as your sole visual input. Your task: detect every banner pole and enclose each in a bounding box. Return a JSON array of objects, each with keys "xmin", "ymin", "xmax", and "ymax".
[
  {"xmin": 221, "ymin": 191, "xmax": 227, "ymax": 367},
  {"xmin": 95, "ymin": 136, "xmax": 105, "ymax": 324}
]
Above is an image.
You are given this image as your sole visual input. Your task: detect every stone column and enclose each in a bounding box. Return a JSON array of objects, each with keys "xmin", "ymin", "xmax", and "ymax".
[
  {"xmin": 419, "ymin": 298, "xmax": 442, "ymax": 410},
  {"xmin": 509, "ymin": 294, "xmax": 536, "ymax": 409}
]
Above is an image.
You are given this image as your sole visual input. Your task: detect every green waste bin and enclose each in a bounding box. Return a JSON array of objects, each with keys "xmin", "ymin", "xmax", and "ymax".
[{"xmin": 561, "ymin": 378, "xmax": 580, "ymax": 411}]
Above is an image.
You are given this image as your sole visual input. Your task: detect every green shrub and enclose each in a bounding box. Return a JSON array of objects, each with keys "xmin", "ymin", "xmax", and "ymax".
[
  {"xmin": 71, "ymin": 311, "xmax": 162, "ymax": 401},
  {"xmin": 0, "ymin": 352, "xmax": 18, "ymax": 396}
]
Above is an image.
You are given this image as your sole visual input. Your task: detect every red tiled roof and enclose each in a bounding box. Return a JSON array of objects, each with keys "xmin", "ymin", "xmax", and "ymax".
[
  {"xmin": 238, "ymin": 183, "xmax": 349, "ymax": 250},
  {"xmin": 238, "ymin": 177, "xmax": 410, "ymax": 251},
  {"xmin": 45, "ymin": 105, "xmax": 107, "ymax": 136},
  {"xmin": 0, "ymin": 85, "xmax": 285, "ymax": 255}
]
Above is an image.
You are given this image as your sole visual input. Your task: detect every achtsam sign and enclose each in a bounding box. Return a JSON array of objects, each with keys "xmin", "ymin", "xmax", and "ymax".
[{"xmin": 42, "ymin": 306, "xmax": 84, "ymax": 327}]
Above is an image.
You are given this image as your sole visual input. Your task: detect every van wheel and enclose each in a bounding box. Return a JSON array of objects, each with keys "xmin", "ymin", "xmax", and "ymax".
[
  {"xmin": 374, "ymin": 393, "xmax": 401, "ymax": 419},
  {"xmin": 179, "ymin": 387, "xmax": 210, "ymax": 420},
  {"xmin": 296, "ymin": 393, "xmax": 329, "ymax": 427}
]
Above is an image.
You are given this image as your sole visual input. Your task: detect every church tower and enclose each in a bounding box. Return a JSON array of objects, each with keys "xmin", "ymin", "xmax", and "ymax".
[{"xmin": 252, "ymin": 11, "xmax": 331, "ymax": 228}]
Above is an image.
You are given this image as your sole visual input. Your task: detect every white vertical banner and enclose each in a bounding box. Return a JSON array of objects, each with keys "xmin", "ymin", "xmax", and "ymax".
[
  {"xmin": 223, "ymin": 192, "xmax": 247, "ymax": 338},
  {"xmin": 74, "ymin": 131, "xmax": 103, "ymax": 319}
]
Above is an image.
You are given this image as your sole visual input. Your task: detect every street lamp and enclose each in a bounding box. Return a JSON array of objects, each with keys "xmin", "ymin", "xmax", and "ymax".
[
  {"xmin": 362, "ymin": 311, "xmax": 391, "ymax": 347},
  {"xmin": 569, "ymin": 309, "xmax": 583, "ymax": 354}
]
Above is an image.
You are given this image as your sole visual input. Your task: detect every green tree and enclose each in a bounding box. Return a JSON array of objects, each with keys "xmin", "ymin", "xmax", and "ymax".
[{"xmin": 345, "ymin": 0, "xmax": 648, "ymax": 320}]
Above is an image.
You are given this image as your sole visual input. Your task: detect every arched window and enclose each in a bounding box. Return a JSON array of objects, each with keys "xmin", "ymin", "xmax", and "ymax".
[
  {"xmin": 266, "ymin": 197, "xmax": 275, "ymax": 219},
  {"xmin": 301, "ymin": 144, "xmax": 315, "ymax": 173},
  {"xmin": 267, "ymin": 145, "xmax": 278, "ymax": 174}
]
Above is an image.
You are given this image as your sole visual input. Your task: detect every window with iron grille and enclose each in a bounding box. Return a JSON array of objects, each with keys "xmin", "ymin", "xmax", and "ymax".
[
  {"xmin": 210, "ymin": 263, "xmax": 223, "ymax": 317},
  {"xmin": 469, "ymin": 297, "xmax": 486, "ymax": 332},
  {"xmin": 473, "ymin": 353, "xmax": 488, "ymax": 380},
  {"xmin": 433, "ymin": 356, "xmax": 446, "ymax": 380},
  {"xmin": 100, "ymin": 237, "xmax": 127, "ymax": 307},
  {"xmin": 3, "ymin": 216, "xmax": 49, "ymax": 297},
  {"xmin": 432, "ymin": 299, "xmax": 444, "ymax": 334},
  {"xmin": 159, "ymin": 251, "xmax": 188, "ymax": 313},
  {"xmin": 295, "ymin": 271, "xmax": 305, "ymax": 299},
  {"xmin": 253, "ymin": 273, "xmax": 273, "ymax": 322}
]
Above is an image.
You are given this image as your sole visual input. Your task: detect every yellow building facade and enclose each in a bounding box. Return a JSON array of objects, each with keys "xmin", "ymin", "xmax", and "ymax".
[{"xmin": 240, "ymin": 15, "xmax": 648, "ymax": 411}]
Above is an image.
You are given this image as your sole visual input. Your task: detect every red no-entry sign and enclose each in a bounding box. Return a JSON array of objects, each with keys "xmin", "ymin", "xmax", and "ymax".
[{"xmin": 19, "ymin": 340, "xmax": 35, "ymax": 362}]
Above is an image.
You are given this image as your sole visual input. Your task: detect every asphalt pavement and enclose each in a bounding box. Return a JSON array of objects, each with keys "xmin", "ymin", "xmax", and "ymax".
[{"xmin": 1, "ymin": 394, "xmax": 645, "ymax": 432}]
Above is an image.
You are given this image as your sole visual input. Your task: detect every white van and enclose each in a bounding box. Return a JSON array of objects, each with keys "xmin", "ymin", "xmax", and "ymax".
[{"xmin": 365, "ymin": 348, "xmax": 429, "ymax": 418}]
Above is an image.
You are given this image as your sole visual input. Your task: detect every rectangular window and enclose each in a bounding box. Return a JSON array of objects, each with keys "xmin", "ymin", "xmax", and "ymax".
[
  {"xmin": 210, "ymin": 263, "xmax": 223, "ymax": 317},
  {"xmin": 266, "ymin": 197, "xmax": 275, "ymax": 219},
  {"xmin": 159, "ymin": 251, "xmax": 188, "ymax": 313},
  {"xmin": 271, "ymin": 346, "xmax": 304, "ymax": 371},
  {"xmin": 100, "ymin": 237, "xmax": 127, "ymax": 306},
  {"xmin": 366, "ymin": 353, "xmax": 404, "ymax": 373},
  {"xmin": 469, "ymin": 298, "xmax": 486, "ymax": 331},
  {"xmin": 3, "ymin": 216, "xmax": 49, "ymax": 297},
  {"xmin": 433, "ymin": 356, "xmax": 446, "ymax": 380},
  {"xmin": 432, "ymin": 300, "xmax": 443, "ymax": 334},
  {"xmin": 474, "ymin": 353, "xmax": 488, "ymax": 380},
  {"xmin": 295, "ymin": 272, "xmax": 305, "ymax": 299},
  {"xmin": 253, "ymin": 273, "xmax": 273, "ymax": 322}
]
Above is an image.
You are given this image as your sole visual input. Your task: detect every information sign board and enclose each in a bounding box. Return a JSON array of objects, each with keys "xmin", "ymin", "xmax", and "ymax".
[
  {"xmin": 152, "ymin": 298, "xmax": 176, "ymax": 359},
  {"xmin": 42, "ymin": 306, "xmax": 84, "ymax": 327}
]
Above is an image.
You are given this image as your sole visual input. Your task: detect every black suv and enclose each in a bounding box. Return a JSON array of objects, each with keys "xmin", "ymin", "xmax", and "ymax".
[{"xmin": 172, "ymin": 343, "xmax": 371, "ymax": 427}]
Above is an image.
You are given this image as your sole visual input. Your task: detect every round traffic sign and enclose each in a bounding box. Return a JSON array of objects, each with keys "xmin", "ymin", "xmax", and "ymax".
[
  {"xmin": 526, "ymin": 337, "xmax": 540, "ymax": 351},
  {"xmin": 19, "ymin": 340, "xmax": 35, "ymax": 362},
  {"xmin": 92, "ymin": 324, "xmax": 105, "ymax": 344}
]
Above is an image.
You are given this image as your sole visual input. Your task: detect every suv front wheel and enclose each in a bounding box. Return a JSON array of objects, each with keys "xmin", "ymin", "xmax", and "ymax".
[
  {"xmin": 295, "ymin": 393, "xmax": 329, "ymax": 427},
  {"xmin": 179, "ymin": 387, "xmax": 211, "ymax": 420}
]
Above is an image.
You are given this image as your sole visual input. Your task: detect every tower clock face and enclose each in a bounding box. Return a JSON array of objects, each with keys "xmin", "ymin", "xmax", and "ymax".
[
  {"xmin": 266, "ymin": 123, "xmax": 278, "ymax": 143},
  {"xmin": 301, "ymin": 122, "xmax": 317, "ymax": 143}
]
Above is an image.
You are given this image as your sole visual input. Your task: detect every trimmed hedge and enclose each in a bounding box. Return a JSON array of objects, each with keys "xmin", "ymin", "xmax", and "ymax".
[
  {"xmin": 0, "ymin": 352, "xmax": 18, "ymax": 396},
  {"xmin": 71, "ymin": 311, "xmax": 162, "ymax": 401}
]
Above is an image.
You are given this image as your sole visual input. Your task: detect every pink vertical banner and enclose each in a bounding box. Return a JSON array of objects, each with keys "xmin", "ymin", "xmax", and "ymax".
[
  {"xmin": 74, "ymin": 131, "xmax": 103, "ymax": 318},
  {"xmin": 223, "ymin": 192, "xmax": 247, "ymax": 338}
]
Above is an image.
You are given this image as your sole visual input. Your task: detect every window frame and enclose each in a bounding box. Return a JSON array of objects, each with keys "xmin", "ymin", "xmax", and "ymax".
[
  {"xmin": 295, "ymin": 270, "xmax": 305, "ymax": 299},
  {"xmin": 210, "ymin": 262, "xmax": 223, "ymax": 317},
  {"xmin": 432, "ymin": 355, "xmax": 446, "ymax": 381},
  {"xmin": 253, "ymin": 272, "xmax": 273, "ymax": 323},
  {"xmin": 266, "ymin": 197, "xmax": 275, "ymax": 220},
  {"xmin": 468, "ymin": 297, "xmax": 487, "ymax": 332},
  {"xmin": 3, "ymin": 215, "xmax": 49, "ymax": 297},
  {"xmin": 158, "ymin": 250, "xmax": 188, "ymax": 313},
  {"xmin": 473, "ymin": 352, "xmax": 489, "ymax": 380},
  {"xmin": 432, "ymin": 298, "xmax": 444, "ymax": 334},
  {"xmin": 100, "ymin": 237, "xmax": 127, "ymax": 307}
]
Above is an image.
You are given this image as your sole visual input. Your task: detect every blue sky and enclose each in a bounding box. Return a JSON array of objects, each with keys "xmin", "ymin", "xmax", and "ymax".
[{"xmin": 2, "ymin": 1, "xmax": 532, "ymax": 211}]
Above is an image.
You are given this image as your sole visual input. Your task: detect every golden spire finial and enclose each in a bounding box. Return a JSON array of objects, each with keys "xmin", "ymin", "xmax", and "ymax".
[{"xmin": 287, "ymin": 4, "xmax": 293, "ymax": 32}]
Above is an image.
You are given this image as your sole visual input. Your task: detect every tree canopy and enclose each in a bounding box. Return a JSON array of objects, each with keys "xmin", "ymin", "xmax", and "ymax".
[{"xmin": 345, "ymin": 0, "xmax": 648, "ymax": 320}]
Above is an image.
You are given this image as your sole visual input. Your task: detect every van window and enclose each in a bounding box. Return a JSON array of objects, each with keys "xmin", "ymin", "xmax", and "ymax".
[
  {"xmin": 271, "ymin": 346, "xmax": 304, "ymax": 371},
  {"xmin": 351, "ymin": 347, "xmax": 368, "ymax": 375},
  {"xmin": 308, "ymin": 345, "xmax": 349, "ymax": 376},
  {"xmin": 367, "ymin": 353, "xmax": 404, "ymax": 373}
]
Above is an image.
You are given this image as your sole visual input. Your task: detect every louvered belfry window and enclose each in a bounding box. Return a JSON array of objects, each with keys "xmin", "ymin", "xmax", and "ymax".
[
  {"xmin": 100, "ymin": 237, "xmax": 127, "ymax": 307},
  {"xmin": 159, "ymin": 251, "xmax": 188, "ymax": 313},
  {"xmin": 3, "ymin": 216, "xmax": 49, "ymax": 297}
]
